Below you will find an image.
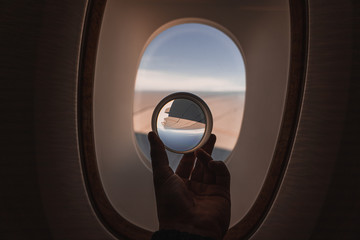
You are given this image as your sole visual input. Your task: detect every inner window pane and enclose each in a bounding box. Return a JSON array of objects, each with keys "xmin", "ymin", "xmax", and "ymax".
[{"xmin": 133, "ymin": 23, "xmax": 246, "ymax": 170}]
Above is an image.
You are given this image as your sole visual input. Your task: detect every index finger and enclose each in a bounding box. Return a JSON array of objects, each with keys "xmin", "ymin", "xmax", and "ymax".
[{"xmin": 202, "ymin": 134, "xmax": 216, "ymax": 155}]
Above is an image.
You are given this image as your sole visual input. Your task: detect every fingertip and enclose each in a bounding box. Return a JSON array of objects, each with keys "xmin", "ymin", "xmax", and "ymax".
[
  {"xmin": 148, "ymin": 131, "xmax": 156, "ymax": 142},
  {"xmin": 210, "ymin": 133, "xmax": 216, "ymax": 142},
  {"xmin": 202, "ymin": 133, "xmax": 216, "ymax": 155},
  {"xmin": 206, "ymin": 134, "xmax": 216, "ymax": 147}
]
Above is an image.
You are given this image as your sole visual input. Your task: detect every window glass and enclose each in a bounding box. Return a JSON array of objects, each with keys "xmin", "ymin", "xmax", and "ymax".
[{"xmin": 133, "ymin": 23, "xmax": 246, "ymax": 170}]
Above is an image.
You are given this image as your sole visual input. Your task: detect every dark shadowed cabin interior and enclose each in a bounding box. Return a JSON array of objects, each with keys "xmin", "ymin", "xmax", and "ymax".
[{"xmin": 1, "ymin": 0, "xmax": 359, "ymax": 239}]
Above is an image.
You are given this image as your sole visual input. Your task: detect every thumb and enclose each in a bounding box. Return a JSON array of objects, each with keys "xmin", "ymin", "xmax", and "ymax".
[{"xmin": 148, "ymin": 132, "xmax": 173, "ymax": 186}]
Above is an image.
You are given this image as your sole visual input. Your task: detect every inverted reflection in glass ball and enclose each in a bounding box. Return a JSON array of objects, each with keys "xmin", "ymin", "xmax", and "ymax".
[{"xmin": 156, "ymin": 98, "xmax": 206, "ymax": 152}]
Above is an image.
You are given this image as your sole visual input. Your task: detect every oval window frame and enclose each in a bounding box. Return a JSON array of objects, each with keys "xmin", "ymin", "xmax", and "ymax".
[{"xmin": 78, "ymin": 1, "xmax": 308, "ymax": 239}]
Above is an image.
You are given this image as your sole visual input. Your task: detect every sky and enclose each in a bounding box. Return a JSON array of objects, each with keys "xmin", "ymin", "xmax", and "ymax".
[{"xmin": 135, "ymin": 23, "xmax": 246, "ymax": 92}]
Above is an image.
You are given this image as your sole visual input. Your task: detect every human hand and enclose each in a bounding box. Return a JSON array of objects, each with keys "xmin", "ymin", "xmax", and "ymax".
[{"xmin": 148, "ymin": 132, "xmax": 231, "ymax": 240}]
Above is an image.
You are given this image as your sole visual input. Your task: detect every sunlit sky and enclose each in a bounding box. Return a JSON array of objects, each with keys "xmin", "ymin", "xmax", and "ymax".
[{"xmin": 135, "ymin": 23, "xmax": 246, "ymax": 92}]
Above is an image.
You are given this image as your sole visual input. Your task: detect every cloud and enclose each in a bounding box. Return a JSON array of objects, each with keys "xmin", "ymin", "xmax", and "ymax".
[{"xmin": 135, "ymin": 69, "xmax": 245, "ymax": 92}]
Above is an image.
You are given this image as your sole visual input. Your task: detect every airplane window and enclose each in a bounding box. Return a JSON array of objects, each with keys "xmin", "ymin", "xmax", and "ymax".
[{"xmin": 133, "ymin": 22, "xmax": 246, "ymax": 170}]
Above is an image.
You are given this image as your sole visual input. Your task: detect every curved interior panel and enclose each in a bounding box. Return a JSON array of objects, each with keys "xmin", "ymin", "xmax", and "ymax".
[
  {"xmin": 93, "ymin": 0, "xmax": 290, "ymax": 231},
  {"xmin": 80, "ymin": 0, "xmax": 308, "ymax": 239}
]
